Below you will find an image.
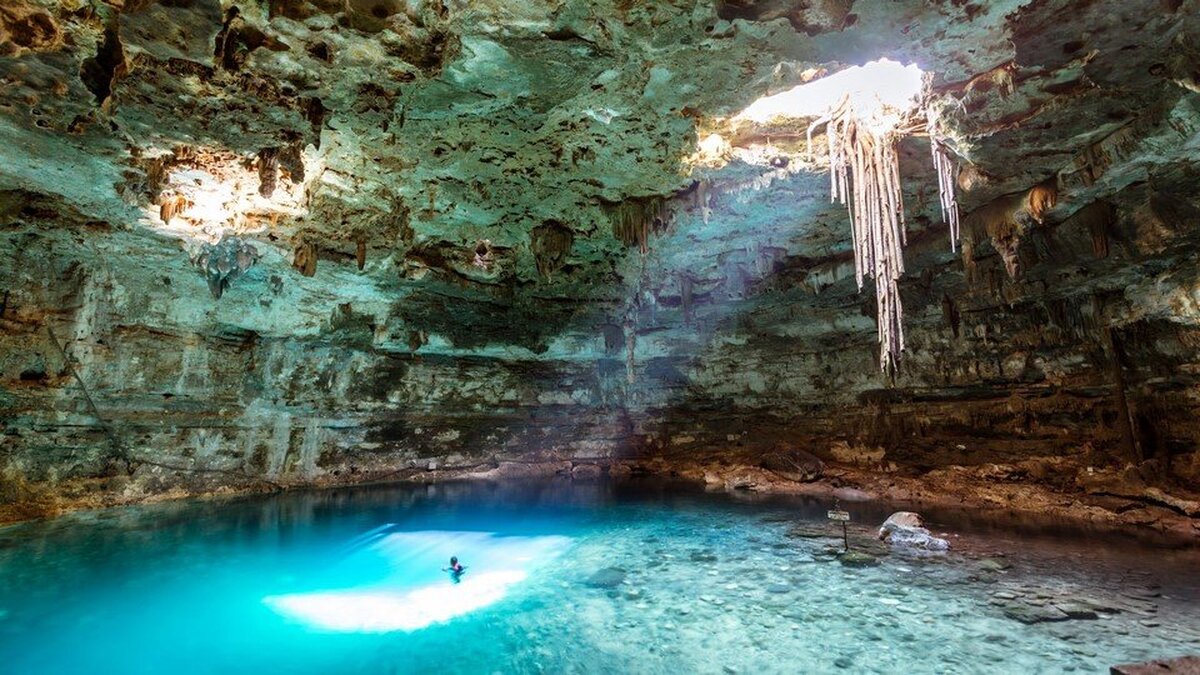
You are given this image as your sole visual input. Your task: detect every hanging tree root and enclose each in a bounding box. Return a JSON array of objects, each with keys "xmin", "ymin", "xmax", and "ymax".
[
  {"xmin": 807, "ymin": 98, "xmax": 962, "ymax": 374},
  {"xmin": 809, "ymin": 107, "xmax": 907, "ymax": 373},
  {"xmin": 932, "ymin": 139, "xmax": 961, "ymax": 250}
]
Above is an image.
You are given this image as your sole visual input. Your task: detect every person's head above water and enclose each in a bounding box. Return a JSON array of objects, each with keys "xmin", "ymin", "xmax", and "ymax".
[{"xmin": 450, "ymin": 556, "xmax": 458, "ymax": 565}]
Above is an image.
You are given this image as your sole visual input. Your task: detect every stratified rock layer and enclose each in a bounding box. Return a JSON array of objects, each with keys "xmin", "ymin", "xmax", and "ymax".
[{"xmin": 2, "ymin": 1, "xmax": 1200, "ymax": 529}]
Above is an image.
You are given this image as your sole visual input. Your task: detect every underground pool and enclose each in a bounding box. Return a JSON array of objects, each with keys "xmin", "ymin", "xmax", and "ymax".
[{"xmin": 0, "ymin": 479, "xmax": 1197, "ymax": 674}]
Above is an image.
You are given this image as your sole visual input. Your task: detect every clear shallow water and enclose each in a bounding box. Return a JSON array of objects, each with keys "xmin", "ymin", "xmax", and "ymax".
[{"xmin": 0, "ymin": 480, "xmax": 1198, "ymax": 674}]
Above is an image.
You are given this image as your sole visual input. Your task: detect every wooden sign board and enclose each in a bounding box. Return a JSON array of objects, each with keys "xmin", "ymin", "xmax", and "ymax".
[{"xmin": 827, "ymin": 510, "xmax": 850, "ymax": 522}]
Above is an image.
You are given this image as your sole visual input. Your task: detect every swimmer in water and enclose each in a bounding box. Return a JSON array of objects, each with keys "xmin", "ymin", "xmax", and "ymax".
[{"xmin": 442, "ymin": 556, "xmax": 466, "ymax": 583}]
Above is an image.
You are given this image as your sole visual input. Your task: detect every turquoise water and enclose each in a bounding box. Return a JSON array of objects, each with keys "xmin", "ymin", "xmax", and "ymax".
[{"xmin": 0, "ymin": 480, "xmax": 1198, "ymax": 674}]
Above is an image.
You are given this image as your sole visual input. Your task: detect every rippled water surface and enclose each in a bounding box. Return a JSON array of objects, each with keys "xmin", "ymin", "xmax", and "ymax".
[{"xmin": 0, "ymin": 480, "xmax": 1197, "ymax": 674}]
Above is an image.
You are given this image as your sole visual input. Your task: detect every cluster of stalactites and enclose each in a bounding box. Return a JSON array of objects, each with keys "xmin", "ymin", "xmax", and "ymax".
[
  {"xmin": 807, "ymin": 96, "xmax": 964, "ymax": 373},
  {"xmin": 194, "ymin": 235, "xmax": 259, "ymax": 299},
  {"xmin": 610, "ymin": 198, "xmax": 671, "ymax": 254}
]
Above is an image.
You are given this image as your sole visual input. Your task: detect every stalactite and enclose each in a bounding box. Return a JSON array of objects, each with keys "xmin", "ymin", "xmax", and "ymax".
[
  {"xmin": 158, "ymin": 193, "xmax": 188, "ymax": 224},
  {"xmin": 610, "ymin": 198, "xmax": 670, "ymax": 254},
  {"xmin": 1026, "ymin": 182, "xmax": 1058, "ymax": 223},
  {"xmin": 961, "ymin": 238, "xmax": 977, "ymax": 285},
  {"xmin": 531, "ymin": 221, "xmax": 574, "ymax": 277},
  {"xmin": 941, "ymin": 294, "xmax": 960, "ymax": 339},
  {"xmin": 194, "ymin": 235, "xmax": 259, "ymax": 299},
  {"xmin": 293, "ymin": 239, "xmax": 317, "ymax": 276},
  {"xmin": 984, "ymin": 266, "xmax": 1001, "ymax": 297},
  {"xmin": 601, "ymin": 323, "xmax": 623, "ymax": 356},
  {"xmin": 680, "ymin": 272, "xmax": 694, "ymax": 326},
  {"xmin": 624, "ymin": 318, "xmax": 636, "ymax": 385},
  {"xmin": 1089, "ymin": 208, "xmax": 1104, "ymax": 255},
  {"xmin": 279, "ymin": 143, "xmax": 305, "ymax": 184},
  {"xmin": 962, "ymin": 182, "xmax": 1060, "ymax": 280},
  {"xmin": 258, "ymin": 147, "xmax": 280, "ymax": 198},
  {"xmin": 1103, "ymin": 323, "xmax": 1141, "ymax": 462},
  {"xmin": 992, "ymin": 232, "xmax": 1023, "ymax": 279},
  {"xmin": 691, "ymin": 180, "xmax": 712, "ymax": 224}
]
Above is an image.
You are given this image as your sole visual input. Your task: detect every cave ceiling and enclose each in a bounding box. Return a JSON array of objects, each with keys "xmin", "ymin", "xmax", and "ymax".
[{"xmin": 2, "ymin": 0, "xmax": 1199, "ymax": 367}]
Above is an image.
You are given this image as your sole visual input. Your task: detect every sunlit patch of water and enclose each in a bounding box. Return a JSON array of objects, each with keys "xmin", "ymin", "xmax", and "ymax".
[{"xmin": 264, "ymin": 530, "xmax": 572, "ymax": 632}]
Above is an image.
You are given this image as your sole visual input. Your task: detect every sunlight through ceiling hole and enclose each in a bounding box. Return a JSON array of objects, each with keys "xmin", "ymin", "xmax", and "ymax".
[{"xmin": 733, "ymin": 59, "xmax": 924, "ymax": 128}]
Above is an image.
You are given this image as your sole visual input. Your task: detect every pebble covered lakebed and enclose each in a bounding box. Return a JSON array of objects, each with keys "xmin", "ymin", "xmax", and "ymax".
[{"xmin": 0, "ymin": 479, "xmax": 1197, "ymax": 673}]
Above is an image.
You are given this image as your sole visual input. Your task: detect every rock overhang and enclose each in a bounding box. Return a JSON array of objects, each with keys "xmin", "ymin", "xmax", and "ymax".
[{"xmin": 1, "ymin": 0, "xmax": 1199, "ymax": 361}]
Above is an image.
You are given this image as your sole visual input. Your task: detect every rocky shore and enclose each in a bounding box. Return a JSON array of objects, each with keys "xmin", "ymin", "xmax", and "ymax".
[{"xmin": 5, "ymin": 450, "xmax": 1198, "ymax": 545}]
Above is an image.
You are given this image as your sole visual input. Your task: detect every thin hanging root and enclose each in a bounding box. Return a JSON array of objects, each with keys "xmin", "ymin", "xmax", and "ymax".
[{"xmin": 931, "ymin": 140, "xmax": 960, "ymax": 250}]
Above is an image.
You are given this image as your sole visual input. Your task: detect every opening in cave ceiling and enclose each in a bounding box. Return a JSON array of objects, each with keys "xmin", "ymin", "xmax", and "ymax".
[{"xmin": 732, "ymin": 58, "xmax": 961, "ymax": 373}]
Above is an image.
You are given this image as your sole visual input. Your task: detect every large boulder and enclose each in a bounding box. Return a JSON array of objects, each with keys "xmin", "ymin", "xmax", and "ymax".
[
  {"xmin": 760, "ymin": 448, "xmax": 824, "ymax": 482},
  {"xmin": 878, "ymin": 512, "xmax": 950, "ymax": 551}
]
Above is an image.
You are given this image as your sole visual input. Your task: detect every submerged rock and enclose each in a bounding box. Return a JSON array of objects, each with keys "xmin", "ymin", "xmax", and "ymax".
[
  {"xmin": 978, "ymin": 558, "xmax": 1012, "ymax": 572},
  {"xmin": 1053, "ymin": 601, "xmax": 1099, "ymax": 620},
  {"xmin": 838, "ymin": 551, "xmax": 879, "ymax": 567},
  {"xmin": 878, "ymin": 512, "xmax": 950, "ymax": 552},
  {"xmin": 786, "ymin": 523, "xmax": 841, "ymax": 539},
  {"xmin": 1002, "ymin": 603, "xmax": 1070, "ymax": 624},
  {"xmin": 586, "ymin": 567, "xmax": 626, "ymax": 589}
]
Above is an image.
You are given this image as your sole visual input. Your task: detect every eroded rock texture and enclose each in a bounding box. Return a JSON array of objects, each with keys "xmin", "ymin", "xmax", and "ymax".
[{"xmin": 2, "ymin": 0, "xmax": 1200, "ymax": 528}]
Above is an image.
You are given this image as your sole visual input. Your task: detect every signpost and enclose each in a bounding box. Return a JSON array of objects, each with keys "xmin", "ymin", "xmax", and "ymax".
[{"xmin": 827, "ymin": 500, "xmax": 850, "ymax": 551}]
